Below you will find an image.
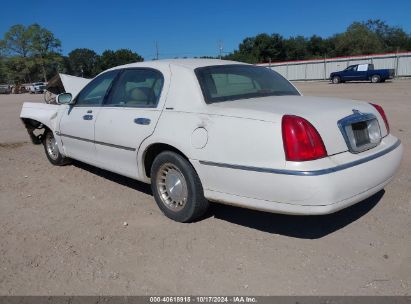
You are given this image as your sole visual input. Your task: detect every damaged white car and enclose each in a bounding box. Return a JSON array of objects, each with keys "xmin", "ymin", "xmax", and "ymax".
[{"xmin": 20, "ymin": 59, "xmax": 403, "ymax": 222}]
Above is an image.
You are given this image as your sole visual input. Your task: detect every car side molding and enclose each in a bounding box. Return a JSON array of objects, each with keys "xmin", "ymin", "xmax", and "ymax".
[
  {"xmin": 58, "ymin": 133, "xmax": 136, "ymax": 152},
  {"xmin": 199, "ymin": 139, "xmax": 401, "ymax": 176}
]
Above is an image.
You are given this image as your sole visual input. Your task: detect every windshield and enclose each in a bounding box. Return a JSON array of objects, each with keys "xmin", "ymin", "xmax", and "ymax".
[{"xmin": 195, "ymin": 65, "xmax": 299, "ymax": 104}]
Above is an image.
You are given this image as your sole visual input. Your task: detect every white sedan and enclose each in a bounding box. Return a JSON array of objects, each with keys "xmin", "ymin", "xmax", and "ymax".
[{"xmin": 20, "ymin": 59, "xmax": 403, "ymax": 222}]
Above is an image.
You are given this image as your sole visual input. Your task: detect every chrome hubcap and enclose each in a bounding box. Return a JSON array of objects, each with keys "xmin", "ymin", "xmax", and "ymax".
[
  {"xmin": 46, "ymin": 132, "xmax": 59, "ymax": 160},
  {"xmin": 156, "ymin": 163, "xmax": 188, "ymax": 211}
]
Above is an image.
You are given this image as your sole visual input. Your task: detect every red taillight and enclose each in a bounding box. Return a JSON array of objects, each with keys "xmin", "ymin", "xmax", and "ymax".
[
  {"xmin": 282, "ymin": 115, "xmax": 327, "ymax": 161},
  {"xmin": 370, "ymin": 103, "xmax": 390, "ymax": 133}
]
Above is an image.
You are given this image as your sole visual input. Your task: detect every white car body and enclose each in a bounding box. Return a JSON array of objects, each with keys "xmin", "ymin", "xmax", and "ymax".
[{"xmin": 20, "ymin": 59, "xmax": 403, "ymax": 218}]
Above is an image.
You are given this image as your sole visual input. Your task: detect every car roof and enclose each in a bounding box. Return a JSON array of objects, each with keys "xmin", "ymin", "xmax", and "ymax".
[{"xmin": 109, "ymin": 58, "xmax": 249, "ymax": 71}]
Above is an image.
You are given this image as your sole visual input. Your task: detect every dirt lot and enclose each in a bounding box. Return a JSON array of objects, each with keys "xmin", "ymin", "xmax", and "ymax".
[{"xmin": 0, "ymin": 80, "xmax": 410, "ymax": 295}]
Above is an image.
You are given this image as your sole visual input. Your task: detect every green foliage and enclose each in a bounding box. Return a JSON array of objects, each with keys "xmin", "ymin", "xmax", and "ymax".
[
  {"xmin": 0, "ymin": 24, "xmax": 144, "ymax": 84},
  {"xmin": 66, "ymin": 48, "xmax": 143, "ymax": 78},
  {"xmin": 365, "ymin": 19, "xmax": 411, "ymax": 51},
  {"xmin": 67, "ymin": 48, "xmax": 99, "ymax": 78},
  {"xmin": 97, "ymin": 49, "xmax": 143, "ymax": 72},
  {"xmin": 0, "ymin": 57, "xmax": 7, "ymax": 83},
  {"xmin": 0, "ymin": 23, "xmax": 62, "ymax": 83},
  {"xmin": 227, "ymin": 34, "xmax": 286, "ymax": 63},
  {"xmin": 4, "ymin": 56, "xmax": 32, "ymax": 83},
  {"xmin": 332, "ymin": 22, "xmax": 384, "ymax": 56},
  {"xmin": 226, "ymin": 19, "xmax": 411, "ymax": 63},
  {"xmin": 2, "ymin": 24, "xmax": 32, "ymax": 57},
  {"xmin": 1, "ymin": 19, "xmax": 410, "ymax": 83},
  {"xmin": 28, "ymin": 24, "xmax": 61, "ymax": 81}
]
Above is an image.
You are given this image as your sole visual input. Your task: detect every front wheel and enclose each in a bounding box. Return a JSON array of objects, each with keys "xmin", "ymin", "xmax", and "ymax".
[
  {"xmin": 371, "ymin": 75, "xmax": 381, "ymax": 83},
  {"xmin": 43, "ymin": 130, "xmax": 69, "ymax": 166},
  {"xmin": 151, "ymin": 151, "xmax": 209, "ymax": 222},
  {"xmin": 332, "ymin": 76, "xmax": 341, "ymax": 84}
]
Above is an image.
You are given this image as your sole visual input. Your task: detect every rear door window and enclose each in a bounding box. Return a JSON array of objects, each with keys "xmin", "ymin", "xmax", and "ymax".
[{"xmin": 105, "ymin": 69, "xmax": 164, "ymax": 108}]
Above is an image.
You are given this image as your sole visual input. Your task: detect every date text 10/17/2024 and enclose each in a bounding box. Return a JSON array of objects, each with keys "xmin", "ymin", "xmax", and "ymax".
[{"xmin": 149, "ymin": 296, "xmax": 257, "ymax": 303}]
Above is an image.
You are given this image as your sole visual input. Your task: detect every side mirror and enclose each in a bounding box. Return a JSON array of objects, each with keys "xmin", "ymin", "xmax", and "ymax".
[{"xmin": 56, "ymin": 93, "xmax": 73, "ymax": 105}]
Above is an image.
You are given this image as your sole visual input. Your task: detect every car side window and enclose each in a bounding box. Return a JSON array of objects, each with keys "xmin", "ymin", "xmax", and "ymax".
[
  {"xmin": 105, "ymin": 69, "xmax": 164, "ymax": 108},
  {"xmin": 75, "ymin": 70, "xmax": 119, "ymax": 106}
]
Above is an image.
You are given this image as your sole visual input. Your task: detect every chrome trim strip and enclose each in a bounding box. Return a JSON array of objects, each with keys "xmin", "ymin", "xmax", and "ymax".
[
  {"xmin": 199, "ymin": 139, "xmax": 401, "ymax": 176},
  {"xmin": 59, "ymin": 133, "xmax": 136, "ymax": 151}
]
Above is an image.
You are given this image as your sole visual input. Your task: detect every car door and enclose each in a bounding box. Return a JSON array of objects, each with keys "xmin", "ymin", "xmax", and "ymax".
[
  {"xmin": 94, "ymin": 68, "xmax": 166, "ymax": 179},
  {"xmin": 355, "ymin": 64, "xmax": 369, "ymax": 80},
  {"xmin": 59, "ymin": 70, "xmax": 119, "ymax": 164},
  {"xmin": 341, "ymin": 65, "xmax": 357, "ymax": 80}
]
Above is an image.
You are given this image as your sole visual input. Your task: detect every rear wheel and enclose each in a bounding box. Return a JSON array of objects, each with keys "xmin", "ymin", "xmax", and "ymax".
[
  {"xmin": 43, "ymin": 130, "xmax": 69, "ymax": 166},
  {"xmin": 332, "ymin": 76, "xmax": 341, "ymax": 84},
  {"xmin": 151, "ymin": 151, "xmax": 208, "ymax": 222},
  {"xmin": 371, "ymin": 75, "xmax": 381, "ymax": 83}
]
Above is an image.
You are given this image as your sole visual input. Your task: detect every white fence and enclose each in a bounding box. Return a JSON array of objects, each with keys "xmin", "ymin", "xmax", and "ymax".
[{"xmin": 258, "ymin": 52, "xmax": 411, "ymax": 81}]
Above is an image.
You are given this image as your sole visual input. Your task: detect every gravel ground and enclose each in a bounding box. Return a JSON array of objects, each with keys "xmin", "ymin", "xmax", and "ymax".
[{"xmin": 0, "ymin": 80, "xmax": 410, "ymax": 295}]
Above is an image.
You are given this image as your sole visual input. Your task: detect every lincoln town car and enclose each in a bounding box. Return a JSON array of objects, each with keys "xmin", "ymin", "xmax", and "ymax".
[{"xmin": 20, "ymin": 59, "xmax": 403, "ymax": 222}]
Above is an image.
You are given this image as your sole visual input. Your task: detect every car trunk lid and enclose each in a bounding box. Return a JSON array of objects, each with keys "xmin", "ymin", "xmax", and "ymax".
[{"xmin": 206, "ymin": 95, "xmax": 384, "ymax": 156}]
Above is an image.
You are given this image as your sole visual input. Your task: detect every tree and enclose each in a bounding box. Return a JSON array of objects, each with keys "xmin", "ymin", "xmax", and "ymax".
[
  {"xmin": 0, "ymin": 25, "xmax": 33, "ymax": 83},
  {"xmin": 0, "ymin": 57, "xmax": 7, "ymax": 83},
  {"xmin": 67, "ymin": 48, "xmax": 99, "ymax": 78},
  {"xmin": 284, "ymin": 36, "xmax": 308, "ymax": 60},
  {"xmin": 225, "ymin": 20, "xmax": 411, "ymax": 63},
  {"xmin": 29, "ymin": 24, "xmax": 61, "ymax": 81},
  {"xmin": 365, "ymin": 19, "xmax": 411, "ymax": 52},
  {"xmin": 4, "ymin": 56, "xmax": 32, "ymax": 84},
  {"xmin": 97, "ymin": 49, "xmax": 143, "ymax": 72},
  {"xmin": 226, "ymin": 33, "xmax": 286, "ymax": 63},
  {"xmin": 0, "ymin": 24, "xmax": 63, "ymax": 83},
  {"xmin": 307, "ymin": 35, "xmax": 329, "ymax": 58},
  {"xmin": 333, "ymin": 22, "xmax": 384, "ymax": 56},
  {"xmin": 1, "ymin": 24, "xmax": 32, "ymax": 58}
]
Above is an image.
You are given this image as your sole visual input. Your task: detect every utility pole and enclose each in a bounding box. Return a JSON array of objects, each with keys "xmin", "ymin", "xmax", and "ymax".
[
  {"xmin": 218, "ymin": 40, "xmax": 224, "ymax": 59},
  {"xmin": 395, "ymin": 46, "xmax": 400, "ymax": 78},
  {"xmin": 155, "ymin": 42, "xmax": 159, "ymax": 60}
]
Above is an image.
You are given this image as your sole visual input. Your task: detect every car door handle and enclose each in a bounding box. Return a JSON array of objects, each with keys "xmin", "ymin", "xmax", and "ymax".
[
  {"xmin": 134, "ymin": 118, "xmax": 151, "ymax": 125},
  {"xmin": 83, "ymin": 114, "xmax": 93, "ymax": 120},
  {"xmin": 87, "ymin": 110, "xmax": 93, "ymax": 113}
]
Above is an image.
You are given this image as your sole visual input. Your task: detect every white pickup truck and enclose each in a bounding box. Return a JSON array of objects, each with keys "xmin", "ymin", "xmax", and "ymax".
[
  {"xmin": 20, "ymin": 59, "xmax": 403, "ymax": 222},
  {"xmin": 28, "ymin": 82, "xmax": 47, "ymax": 94}
]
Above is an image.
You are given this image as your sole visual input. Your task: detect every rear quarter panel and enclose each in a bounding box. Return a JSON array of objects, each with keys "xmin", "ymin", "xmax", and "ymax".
[{"xmin": 139, "ymin": 110, "xmax": 286, "ymax": 188}]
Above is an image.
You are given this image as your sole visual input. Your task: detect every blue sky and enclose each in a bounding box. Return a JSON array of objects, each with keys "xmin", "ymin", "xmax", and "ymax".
[{"xmin": 1, "ymin": 0, "xmax": 410, "ymax": 59}]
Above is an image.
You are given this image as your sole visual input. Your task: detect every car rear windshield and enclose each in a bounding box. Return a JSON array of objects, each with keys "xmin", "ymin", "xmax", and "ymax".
[{"xmin": 195, "ymin": 65, "xmax": 300, "ymax": 104}]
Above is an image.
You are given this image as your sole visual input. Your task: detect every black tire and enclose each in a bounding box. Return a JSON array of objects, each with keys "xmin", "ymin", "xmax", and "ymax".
[
  {"xmin": 332, "ymin": 76, "xmax": 341, "ymax": 84},
  {"xmin": 43, "ymin": 129, "xmax": 70, "ymax": 166},
  {"xmin": 150, "ymin": 151, "xmax": 209, "ymax": 222},
  {"xmin": 371, "ymin": 74, "xmax": 381, "ymax": 83}
]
